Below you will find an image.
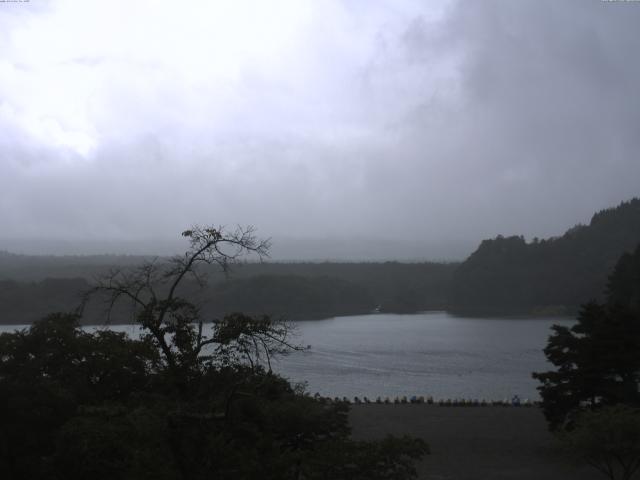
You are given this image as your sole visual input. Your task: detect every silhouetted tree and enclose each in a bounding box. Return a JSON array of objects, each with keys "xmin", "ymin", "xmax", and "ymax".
[
  {"xmin": 1, "ymin": 225, "xmax": 428, "ymax": 479},
  {"xmin": 82, "ymin": 225, "xmax": 271, "ymax": 381},
  {"xmin": 533, "ymin": 245, "xmax": 640, "ymax": 431},
  {"xmin": 0, "ymin": 313, "xmax": 158, "ymax": 480}
]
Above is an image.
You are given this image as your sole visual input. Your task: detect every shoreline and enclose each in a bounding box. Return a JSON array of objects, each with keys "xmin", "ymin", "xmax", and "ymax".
[{"xmin": 0, "ymin": 308, "xmax": 575, "ymax": 327}]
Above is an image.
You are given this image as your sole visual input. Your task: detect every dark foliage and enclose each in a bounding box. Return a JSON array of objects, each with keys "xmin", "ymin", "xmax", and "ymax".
[
  {"xmin": 0, "ymin": 225, "xmax": 428, "ymax": 479},
  {"xmin": 0, "ymin": 313, "xmax": 158, "ymax": 479},
  {"xmin": 533, "ymin": 244, "xmax": 640, "ymax": 431},
  {"xmin": 452, "ymin": 198, "xmax": 640, "ymax": 314},
  {"xmin": 607, "ymin": 244, "xmax": 640, "ymax": 314},
  {"xmin": 559, "ymin": 406, "xmax": 640, "ymax": 480},
  {"xmin": 0, "ymin": 314, "xmax": 427, "ymax": 480}
]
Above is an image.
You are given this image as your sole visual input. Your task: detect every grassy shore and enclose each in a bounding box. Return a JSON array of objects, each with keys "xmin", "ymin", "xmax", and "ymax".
[{"xmin": 349, "ymin": 405, "xmax": 602, "ymax": 480}]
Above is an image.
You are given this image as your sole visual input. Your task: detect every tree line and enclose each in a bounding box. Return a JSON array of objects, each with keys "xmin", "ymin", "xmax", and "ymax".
[
  {"xmin": 0, "ymin": 261, "xmax": 456, "ymax": 324},
  {"xmin": 1, "ymin": 197, "xmax": 639, "ymax": 322},
  {"xmin": 451, "ymin": 198, "xmax": 640, "ymax": 315}
]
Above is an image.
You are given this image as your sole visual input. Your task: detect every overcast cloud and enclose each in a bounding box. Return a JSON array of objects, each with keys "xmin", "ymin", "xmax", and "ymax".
[{"xmin": 0, "ymin": 0, "xmax": 639, "ymax": 260}]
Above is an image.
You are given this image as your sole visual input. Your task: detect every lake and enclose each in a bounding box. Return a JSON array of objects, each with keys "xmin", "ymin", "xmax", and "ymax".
[
  {"xmin": 275, "ymin": 312, "xmax": 571, "ymax": 400},
  {"xmin": 0, "ymin": 312, "xmax": 572, "ymax": 400}
]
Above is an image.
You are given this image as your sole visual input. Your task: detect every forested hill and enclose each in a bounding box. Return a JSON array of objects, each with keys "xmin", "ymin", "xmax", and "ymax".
[
  {"xmin": 0, "ymin": 259, "xmax": 457, "ymax": 324},
  {"xmin": 451, "ymin": 198, "xmax": 640, "ymax": 315}
]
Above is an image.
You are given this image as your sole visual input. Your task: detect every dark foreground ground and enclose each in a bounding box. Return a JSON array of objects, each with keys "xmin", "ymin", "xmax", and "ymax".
[{"xmin": 349, "ymin": 405, "xmax": 602, "ymax": 480}]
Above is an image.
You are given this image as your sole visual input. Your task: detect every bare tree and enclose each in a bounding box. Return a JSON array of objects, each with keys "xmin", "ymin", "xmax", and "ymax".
[
  {"xmin": 212, "ymin": 312, "xmax": 301, "ymax": 372},
  {"xmin": 81, "ymin": 225, "xmax": 282, "ymax": 378}
]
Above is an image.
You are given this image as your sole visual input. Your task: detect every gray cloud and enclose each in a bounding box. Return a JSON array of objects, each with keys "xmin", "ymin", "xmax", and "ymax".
[{"xmin": 0, "ymin": 0, "xmax": 638, "ymax": 260}]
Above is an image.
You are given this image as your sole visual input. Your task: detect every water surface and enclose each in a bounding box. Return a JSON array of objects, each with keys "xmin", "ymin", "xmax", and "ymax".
[
  {"xmin": 1, "ymin": 312, "xmax": 572, "ymax": 400},
  {"xmin": 273, "ymin": 312, "xmax": 571, "ymax": 400}
]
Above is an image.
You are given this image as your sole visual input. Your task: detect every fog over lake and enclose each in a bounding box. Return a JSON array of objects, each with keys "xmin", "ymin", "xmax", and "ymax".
[{"xmin": 0, "ymin": 311, "xmax": 571, "ymax": 400}]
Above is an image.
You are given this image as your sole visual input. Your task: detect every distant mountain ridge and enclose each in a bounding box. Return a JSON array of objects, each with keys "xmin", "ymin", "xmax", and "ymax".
[{"xmin": 451, "ymin": 198, "xmax": 640, "ymax": 315}]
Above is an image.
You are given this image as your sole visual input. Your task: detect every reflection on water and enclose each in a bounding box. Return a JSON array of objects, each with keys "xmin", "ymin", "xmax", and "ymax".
[{"xmin": 0, "ymin": 311, "xmax": 573, "ymax": 400}]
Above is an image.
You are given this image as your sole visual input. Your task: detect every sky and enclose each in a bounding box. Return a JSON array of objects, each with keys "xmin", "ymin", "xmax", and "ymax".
[{"xmin": 1, "ymin": 0, "xmax": 639, "ymax": 260}]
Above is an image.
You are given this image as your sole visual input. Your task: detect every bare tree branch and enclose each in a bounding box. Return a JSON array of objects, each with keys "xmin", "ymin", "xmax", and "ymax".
[{"xmin": 80, "ymin": 224, "xmax": 296, "ymax": 385}]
